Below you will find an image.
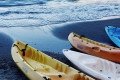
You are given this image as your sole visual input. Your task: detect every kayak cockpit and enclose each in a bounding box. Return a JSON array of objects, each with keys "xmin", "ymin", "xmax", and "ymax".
[{"xmin": 11, "ymin": 41, "xmax": 93, "ymax": 80}]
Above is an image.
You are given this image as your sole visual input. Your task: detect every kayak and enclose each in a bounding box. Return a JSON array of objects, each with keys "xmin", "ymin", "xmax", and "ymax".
[
  {"xmin": 11, "ymin": 41, "xmax": 94, "ymax": 80},
  {"xmin": 63, "ymin": 49, "xmax": 120, "ymax": 80},
  {"xmin": 68, "ymin": 32, "xmax": 120, "ymax": 63},
  {"xmin": 105, "ymin": 26, "xmax": 120, "ymax": 47}
]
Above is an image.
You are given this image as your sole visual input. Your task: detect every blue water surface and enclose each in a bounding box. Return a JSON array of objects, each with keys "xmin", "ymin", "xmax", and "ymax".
[{"xmin": 0, "ymin": 0, "xmax": 120, "ymax": 80}]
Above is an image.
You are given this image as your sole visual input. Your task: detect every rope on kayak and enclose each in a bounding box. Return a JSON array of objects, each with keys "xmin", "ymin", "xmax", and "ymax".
[
  {"xmin": 13, "ymin": 44, "xmax": 28, "ymax": 56},
  {"xmin": 22, "ymin": 44, "xmax": 28, "ymax": 56}
]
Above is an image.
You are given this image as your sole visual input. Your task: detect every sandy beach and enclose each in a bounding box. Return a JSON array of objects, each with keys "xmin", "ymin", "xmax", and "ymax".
[
  {"xmin": 0, "ymin": 17, "xmax": 120, "ymax": 80},
  {"xmin": 0, "ymin": 0, "xmax": 120, "ymax": 80}
]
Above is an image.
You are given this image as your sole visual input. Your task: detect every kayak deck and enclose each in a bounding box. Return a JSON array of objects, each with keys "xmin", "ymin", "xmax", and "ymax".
[
  {"xmin": 68, "ymin": 32, "xmax": 120, "ymax": 63},
  {"xmin": 24, "ymin": 57, "xmax": 66, "ymax": 75},
  {"xmin": 11, "ymin": 41, "xmax": 94, "ymax": 80},
  {"xmin": 63, "ymin": 49, "xmax": 120, "ymax": 80}
]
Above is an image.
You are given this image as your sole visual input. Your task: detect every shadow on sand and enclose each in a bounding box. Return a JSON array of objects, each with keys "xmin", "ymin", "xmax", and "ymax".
[{"xmin": 0, "ymin": 32, "xmax": 13, "ymax": 54}]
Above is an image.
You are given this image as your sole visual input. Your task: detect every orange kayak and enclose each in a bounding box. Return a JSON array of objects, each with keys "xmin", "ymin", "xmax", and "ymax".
[{"xmin": 68, "ymin": 32, "xmax": 120, "ymax": 63}]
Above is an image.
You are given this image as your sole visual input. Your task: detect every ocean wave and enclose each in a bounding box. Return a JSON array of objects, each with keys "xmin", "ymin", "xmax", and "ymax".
[
  {"xmin": 0, "ymin": 0, "xmax": 119, "ymax": 28},
  {"xmin": 0, "ymin": 0, "xmax": 80, "ymax": 7},
  {"xmin": 0, "ymin": 0, "xmax": 47, "ymax": 7},
  {"xmin": 0, "ymin": 0, "xmax": 120, "ymax": 7}
]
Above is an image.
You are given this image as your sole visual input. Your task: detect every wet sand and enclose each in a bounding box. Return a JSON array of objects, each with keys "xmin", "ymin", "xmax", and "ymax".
[
  {"xmin": 0, "ymin": 17, "xmax": 120, "ymax": 79},
  {"xmin": 0, "ymin": 27, "xmax": 76, "ymax": 80}
]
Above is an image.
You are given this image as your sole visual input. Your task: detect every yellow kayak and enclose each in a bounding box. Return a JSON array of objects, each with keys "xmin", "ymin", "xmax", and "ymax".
[{"xmin": 11, "ymin": 41, "xmax": 94, "ymax": 80}]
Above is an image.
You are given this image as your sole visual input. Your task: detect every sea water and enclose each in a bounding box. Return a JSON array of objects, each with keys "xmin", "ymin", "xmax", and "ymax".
[
  {"xmin": 0, "ymin": 0, "xmax": 120, "ymax": 80},
  {"xmin": 0, "ymin": 0, "xmax": 120, "ymax": 27}
]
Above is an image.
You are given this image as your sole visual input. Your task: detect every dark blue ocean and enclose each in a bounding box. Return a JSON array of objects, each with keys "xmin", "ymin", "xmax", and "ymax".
[
  {"xmin": 0, "ymin": 0, "xmax": 120, "ymax": 80},
  {"xmin": 0, "ymin": 0, "xmax": 119, "ymax": 27}
]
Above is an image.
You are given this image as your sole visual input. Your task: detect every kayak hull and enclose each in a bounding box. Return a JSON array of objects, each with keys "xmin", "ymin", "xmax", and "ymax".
[
  {"xmin": 68, "ymin": 32, "xmax": 120, "ymax": 63},
  {"xmin": 105, "ymin": 26, "xmax": 120, "ymax": 47},
  {"xmin": 63, "ymin": 49, "xmax": 120, "ymax": 80},
  {"xmin": 11, "ymin": 41, "xmax": 94, "ymax": 80}
]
